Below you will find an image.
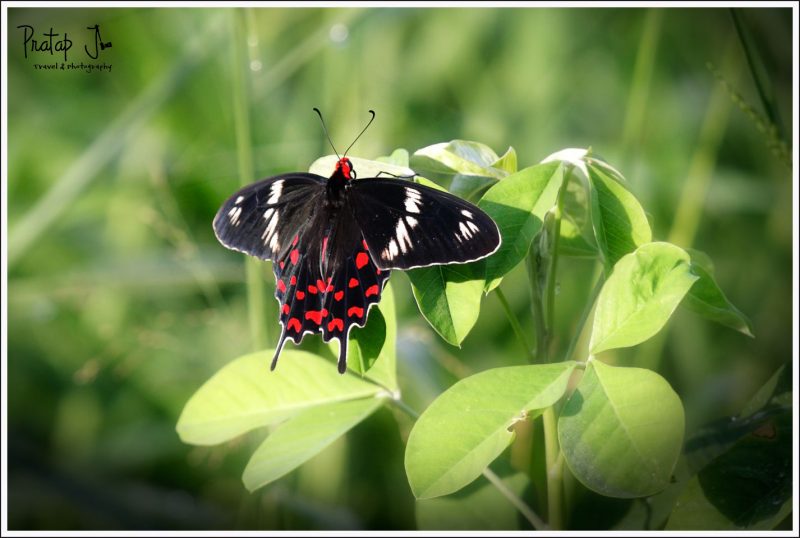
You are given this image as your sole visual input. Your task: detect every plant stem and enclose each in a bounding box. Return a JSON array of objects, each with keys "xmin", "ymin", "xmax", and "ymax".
[
  {"xmin": 542, "ymin": 406, "xmax": 563, "ymax": 530},
  {"xmin": 231, "ymin": 10, "xmax": 268, "ymax": 351},
  {"xmin": 388, "ymin": 397, "xmax": 546, "ymax": 530},
  {"xmin": 563, "ymin": 273, "xmax": 604, "ymax": 363},
  {"xmin": 483, "ymin": 468, "xmax": 548, "ymax": 530},
  {"xmin": 526, "ymin": 243, "xmax": 547, "ymax": 362},
  {"xmin": 495, "ymin": 288, "xmax": 534, "ymax": 362},
  {"xmin": 543, "ymin": 187, "xmax": 566, "ymax": 339}
]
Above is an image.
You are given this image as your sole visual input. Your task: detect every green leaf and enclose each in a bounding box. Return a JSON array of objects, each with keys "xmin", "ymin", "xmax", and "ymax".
[
  {"xmin": 406, "ymin": 262, "xmax": 486, "ymax": 347},
  {"xmin": 448, "ymin": 174, "xmax": 497, "ymax": 203},
  {"xmin": 491, "ymin": 146, "xmax": 518, "ymax": 174},
  {"xmin": 478, "ymin": 161, "xmax": 565, "ymax": 291},
  {"xmin": 346, "ymin": 281, "xmax": 398, "ymax": 390},
  {"xmin": 242, "ymin": 397, "xmax": 383, "ymax": 492},
  {"xmin": 559, "ymin": 214, "xmax": 597, "ymax": 258},
  {"xmin": 667, "ymin": 405, "xmax": 792, "ymax": 530},
  {"xmin": 412, "ymin": 140, "xmax": 506, "ymax": 179},
  {"xmin": 309, "ymin": 154, "xmax": 414, "ymax": 178},
  {"xmin": 406, "ymin": 177, "xmax": 487, "ymax": 346},
  {"xmin": 590, "ymin": 242, "xmax": 699, "ymax": 354},
  {"xmin": 176, "ymin": 350, "xmax": 382, "ymax": 445},
  {"xmin": 586, "ymin": 158, "xmax": 652, "ymax": 271},
  {"xmin": 683, "ymin": 253, "xmax": 754, "ymax": 337},
  {"xmin": 405, "ymin": 362, "xmax": 577, "ymax": 499},
  {"xmin": 416, "ymin": 471, "xmax": 529, "ymax": 530},
  {"xmin": 559, "ymin": 360, "xmax": 685, "ymax": 498}
]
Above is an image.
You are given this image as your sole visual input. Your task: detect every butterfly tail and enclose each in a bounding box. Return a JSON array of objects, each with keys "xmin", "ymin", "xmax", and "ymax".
[
  {"xmin": 271, "ymin": 331, "xmax": 289, "ymax": 371},
  {"xmin": 337, "ymin": 337, "xmax": 348, "ymax": 374}
]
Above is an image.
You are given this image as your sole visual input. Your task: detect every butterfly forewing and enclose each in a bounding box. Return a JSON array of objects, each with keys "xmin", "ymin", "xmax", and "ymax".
[
  {"xmin": 349, "ymin": 178, "xmax": 501, "ymax": 270},
  {"xmin": 213, "ymin": 173, "xmax": 326, "ymax": 261}
]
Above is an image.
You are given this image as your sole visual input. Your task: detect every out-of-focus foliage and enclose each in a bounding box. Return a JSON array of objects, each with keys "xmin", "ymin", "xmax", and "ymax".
[{"xmin": 5, "ymin": 7, "xmax": 793, "ymax": 530}]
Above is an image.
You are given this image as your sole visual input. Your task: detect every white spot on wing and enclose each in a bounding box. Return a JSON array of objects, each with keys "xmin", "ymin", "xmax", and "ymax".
[
  {"xmin": 228, "ymin": 206, "xmax": 242, "ymax": 226},
  {"xmin": 395, "ymin": 219, "xmax": 411, "ymax": 254},
  {"xmin": 267, "ymin": 180, "xmax": 284, "ymax": 204},
  {"xmin": 235, "ymin": 195, "xmax": 245, "ymax": 204},
  {"xmin": 406, "ymin": 216, "xmax": 418, "ymax": 228},
  {"xmin": 467, "ymin": 220, "xmax": 480, "ymax": 233},
  {"xmin": 459, "ymin": 221, "xmax": 473, "ymax": 239},
  {"xmin": 461, "ymin": 209, "xmax": 473, "ymax": 219},
  {"xmin": 388, "ymin": 239, "xmax": 399, "ymax": 258},
  {"xmin": 404, "ymin": 187, "xmax": 422, "ymax": 213}
]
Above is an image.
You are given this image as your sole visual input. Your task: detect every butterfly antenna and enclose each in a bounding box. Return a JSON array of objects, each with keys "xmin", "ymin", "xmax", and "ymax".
[
  {"xmin": 343, "ymin": 109, "xmax": 376, "ymax": 157},
  {"xmin": 313, "ymin": 107, "xmax": 340, "ymax": 159}
]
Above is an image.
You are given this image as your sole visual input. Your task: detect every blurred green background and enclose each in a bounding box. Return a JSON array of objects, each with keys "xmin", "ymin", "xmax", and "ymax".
[{"xmin": 5, "ymin": 6, "xmax": 793, "ymax": 530}]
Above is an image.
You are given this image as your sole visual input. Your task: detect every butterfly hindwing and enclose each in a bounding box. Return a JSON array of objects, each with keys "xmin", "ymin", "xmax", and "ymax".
[
  {"xmin": 213, "ymin": 173, "xmax": 326, "ymax": 262},
  {"xmin": 348, "ymin": 178, "xmax": 501, "ymax": 270},
  {"xmin": 271, "ymin": 225, "xmax": 391, "ymax": 373}
]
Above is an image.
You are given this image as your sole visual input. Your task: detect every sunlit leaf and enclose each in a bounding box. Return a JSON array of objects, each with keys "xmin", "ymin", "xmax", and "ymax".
[
  {"xmin": 243, "ymin": 397, "xmax": 383, "ymax": 492},
  {"xmin": 310, "ymin": 154, "xmax": 414, "ymax": 178},
  {"xmin": 478, "ymin": 161, "xmax": 564, "ymax": 291},
  {"xmin": 176, "ymin": 351, "xmax": 382, "ymax": 445},
  {"xmin": 683, "ymin": 253, "xmax": 754, "ymax": 337},
  {"xmin": 405, "ymin": 362, "xmax": 577, "ymax": 499},
  {"xmin": 586, "ymin": 158, "xmax": 651, "ymax": 271},
  {"xmin": 406, "ymin": 177, "xmax": 487, "ymax": 346},
  {"xmin": 412, "ymin": 140, "xmax": 506, "ymax": 179},
  {"xmin": 559, "ymin": 360, "xmax": 685, "ymax": 498},
  {"xmin": 590, "ymin": 242, "xmax": 699, "ymax": 354},
  {"xmin": 491, "ymin": 146, "xmax": 518, "ymax": 174}
]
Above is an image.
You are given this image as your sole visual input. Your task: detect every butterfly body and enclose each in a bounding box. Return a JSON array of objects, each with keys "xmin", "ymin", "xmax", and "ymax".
[{"xmin": 214, "ymin": 154, "xmax": 500, "ymax": 374}]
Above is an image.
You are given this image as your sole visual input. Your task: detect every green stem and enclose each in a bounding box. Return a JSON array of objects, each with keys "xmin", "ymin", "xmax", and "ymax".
[
  {"xmin": 388, "ymin": 398, "xmax": 546, "ymax": 530},
  {"xmin": 543, "ymin": 192, "xmax": 565, "ymax": 338},
  {"xmin": 495, "ymin": 288, "xmax": 534, "ymax": 362},
  {"xmin": 563, "ymin": 273, "xmax": 604, "ymax": 363},
  {"xmin": 483, "ymin": 468, "xmax": 548, "ymax": 530},
  {"xmin": 525, "ymin": 243, "xmax": 547, "ymax": 362},
  {"xmin": 231, "ymin": 10, "xmax": 268, "ymax": 351},
  {"xmin": 542, "ymin": 406, "xmax": 563, "ymax": 530}
]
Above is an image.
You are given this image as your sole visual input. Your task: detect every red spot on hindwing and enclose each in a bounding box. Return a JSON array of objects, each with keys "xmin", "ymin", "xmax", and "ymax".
[
  {"xmin": 290, "ymin": 275, "xmax": 297, "ymax": 285},
  {"xmin": 287, "ymin": 318, "xmax": 301, "ymax": 332},
  {"xmin": 334, "ymin": 290, "xmax": 344, "ymax": 301},
  {"xmin": 356, "ymin": 252, "xmax": 369, "ymax": 269},
  {"xmin": 292, "ymin": 235, "xmax": 299, "ymax": 246},
  {"xmin": 317, "ymin": 279, "xmax": 327, "ymax": 291},
  {"xmin": 348, "ymin": 306, "xmax": 364, "ymax": 318},
  {"xmin": 282, "ymin": 304, "xmax": 290, "ymax": 314},
  {"xmin": 290, "ymin": 249, "xmax": 299, "ymax": 265},
  {"xmin": 365, "ymin": 285, "xmax": 379, "ymax": 297},
  {"xmin": 305, "ymin": 309, "xmax": 329, "ymax": 325},
  {"xmin": 296, "ymin": 290, "xmax": 305, "ymax": 300},
  {"xmin": 308, "ymin": 285, "xmax": 318, "ymax": 294},
  {"xmin": 348, "ymin": 278, "xmax": 359, "ymax": 288},
  {"xmin": 279, "ymin": 261, "xmax": 285, "ymax": 269},
  {"xmin": 322, "ymin": 236, "xmax": 329, "ymax": 259},
  {"xmin": 362, "ymin": 239, "xmax": 369, "ymax": 250},
  {"xmin": 277, "ymin": 280, "xmax": 286, "ymax": 293},
  {"xmin": 328, "ymin": 318, "xmax": 344, "ymax": 332}
]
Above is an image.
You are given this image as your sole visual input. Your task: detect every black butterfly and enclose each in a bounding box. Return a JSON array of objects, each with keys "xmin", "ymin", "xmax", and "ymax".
[{"xmin": 213, "ymin": 110, "xmax": 501, "ymax": 374}]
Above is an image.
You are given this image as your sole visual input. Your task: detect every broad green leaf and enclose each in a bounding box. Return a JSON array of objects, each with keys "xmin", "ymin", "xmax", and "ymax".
[
  {"xmin": 406, "ymin": 262, "xmax": 485, "ymax": 346},
  {"xmin": 491, "ymin": 146, "xmax": 518, "ymax": 174},
  {"xmin": 586, "ymin": 159, "xmax": 651, "ymax": 271},
  {"xmin": 590, "ymin": 242, "xmax": 699, "ymax": 354},
  {"xmin": 449, "ymin": 174, "xmax": 497, "ymax": 203},
  {"xmin": 406, "ymin": 177, "xmax": 487, "ymax": 346},
  {"xmin": 416, "ymin": 471, "xmax": 529, "ymax": 530},
  {"xmin": 559, "ymin": 360, "xmax": 685, "ymax": 498},
  {"xmin": 683, "ymin": 257, "xmax": 754, "ymax": 337},
  {"xmin": 310, "ymin": 154, "xmax": 414, "ymax": 178},
  {"xmin": 412, "ymin": 140, "xmax": 506, "ymax": 179},
  {"xmin": 345, "ymin": 281, "xmax": 398, "ymax": 391},
  {"xmin": 243, "ymin": 397, "xmax": 383, "ymax": 492},
  {"xmin": 667, "ymin": 405, "xmax": 792, "ymax": 530},
  {"xmin": 176, "ymin": 351, "xmax": 382, "ymax": 445},
  {"xmin": 405, "ymin": 362, "xmax": 577, "ymax": 499},
  {"xmin": 478, "ymin": 162, "xmax": 564, "ymax": 291}
]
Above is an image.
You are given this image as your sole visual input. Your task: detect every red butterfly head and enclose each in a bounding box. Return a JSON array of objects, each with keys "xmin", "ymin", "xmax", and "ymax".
[{"xmin": 335, "ymin": 157, "xmax": 355, "ymax": 180}]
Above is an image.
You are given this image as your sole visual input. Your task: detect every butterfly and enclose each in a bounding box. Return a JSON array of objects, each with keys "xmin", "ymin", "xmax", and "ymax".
[{"xmin": 213, "ymin": 110, "xmax": 501, "ymax": 374}]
